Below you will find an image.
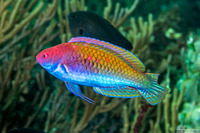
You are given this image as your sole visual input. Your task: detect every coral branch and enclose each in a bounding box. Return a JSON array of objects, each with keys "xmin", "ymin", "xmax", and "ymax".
[
  {"xmin": 133, "ymin": 104, "xmax": 153, "ymax": 133},
  {"xmin": 104, "ymin": 0, "xmax": 139, "ymax": 28},
  {"xmin": 0, "ymin": 1, "xmax": 44, "ymax": 44}
]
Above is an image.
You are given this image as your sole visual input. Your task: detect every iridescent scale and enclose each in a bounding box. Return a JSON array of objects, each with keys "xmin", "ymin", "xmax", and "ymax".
[{"xmin": 65, "ymin": 41, "xmax": 145, "ymax": 87}]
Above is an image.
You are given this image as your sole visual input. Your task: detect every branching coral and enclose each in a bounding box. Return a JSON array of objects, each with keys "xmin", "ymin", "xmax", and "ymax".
[
  {"xmin": 176, "ymin": 34, "xmax": 200, "ymax": 129},
  {"xmin": 119, "ymin": 97, "xmax": 152, "ymax": 133},
  {"xmin": 104, "ymin": 0, "xmax": 139, "ymax": 28},
  {"xmin": 57, "ymin": 0, "xmax": 87, "ymax": 43},
  {"xmin": 127, "ymin": 14, "xmax": 154, "ymax": 60},
  {"xmin": 70, "ymin": 87, "xmax": 122, "ymax": 132},
  {"xmin": 0, "ymin": 0, "xmax": 58, "ymax": 132},
  {"xmin": 43, "ymin": 85, "xmax": 123, "ymax": 133},
  {"xmin": 149, "ymin": 55, "xmax": 185, "ymax": 133},
  {"xmin": 0, "ymin": 0, "xmax": 43, "ymax": 44}
]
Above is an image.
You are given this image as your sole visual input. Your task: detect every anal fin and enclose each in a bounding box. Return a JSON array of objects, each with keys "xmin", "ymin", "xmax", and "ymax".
[{"xmin": 93, "ymin": 86, "xmax": 141, "ymax": 98}]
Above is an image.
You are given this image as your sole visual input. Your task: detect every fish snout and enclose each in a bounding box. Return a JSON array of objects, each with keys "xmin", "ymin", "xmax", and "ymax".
[
  {"xmin": 36, "ymin": 54, "xmax": 41, "ymax": 65},
  {"xmin": 36, "ymin": 53, "xmax": 44, "ymax": 66}
]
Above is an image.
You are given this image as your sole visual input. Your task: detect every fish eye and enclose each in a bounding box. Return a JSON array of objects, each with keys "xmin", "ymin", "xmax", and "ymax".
[
  {"xmin": 42, "ymin": 53, "xmax": 48, "ymax": 59},
  {"xmin": 72, "ymin": 14, "xmax": 77, "ymax": 18},
  {"xmin": 79, "ymin": 29, "xmax": 83, "ymax": 35}
]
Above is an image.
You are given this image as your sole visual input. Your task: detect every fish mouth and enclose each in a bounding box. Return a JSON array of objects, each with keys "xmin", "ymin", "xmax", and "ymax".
[
  {"xmin": 40, "ymin": 62, "xmax": 54, "ymax": 73},
  {"xmin": 36, "ymin": 55, "xmax": 54, "ymax": 73},
  {"xmin": 36, "ymin": 55, "xmax": 41, "ymax": 65}
]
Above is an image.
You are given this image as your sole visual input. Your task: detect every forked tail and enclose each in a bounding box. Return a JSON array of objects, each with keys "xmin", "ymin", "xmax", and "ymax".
[{"xmin": 137, "ymin": 73, "xmax": 170, "ymax": 105}]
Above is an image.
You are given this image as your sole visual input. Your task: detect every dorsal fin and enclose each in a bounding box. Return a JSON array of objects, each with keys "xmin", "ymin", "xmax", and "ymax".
[
  {"xmin": 145, "ymin": 73, "xmax": 160, "ymax": 83},
  {"xmin": 69, "ymin": 37, "xmax": 146, "ymax": 72}
]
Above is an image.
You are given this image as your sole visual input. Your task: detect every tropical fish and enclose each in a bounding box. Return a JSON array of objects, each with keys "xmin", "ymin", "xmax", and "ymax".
[
  {"xmin": 7, "ymin": 128, "xmax": 46, "ymax": 133},
  {"xmin": 36, "ymin": 37, "xmax": 169, "ymax": 105},
  {"xmin": 68, "ymin": 11, "xmax": 133, "ymax": 50}
]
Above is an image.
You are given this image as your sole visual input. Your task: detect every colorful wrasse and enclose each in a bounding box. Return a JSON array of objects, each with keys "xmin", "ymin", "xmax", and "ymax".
[{"xmin": 36, "ymin": 37, "xmax": 169, "ymax": 105}]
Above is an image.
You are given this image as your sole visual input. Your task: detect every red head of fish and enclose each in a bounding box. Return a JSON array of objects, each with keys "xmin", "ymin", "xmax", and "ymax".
[{"xmin": 36, "ymin": 45, "xmax": 65, "ymax": 73}]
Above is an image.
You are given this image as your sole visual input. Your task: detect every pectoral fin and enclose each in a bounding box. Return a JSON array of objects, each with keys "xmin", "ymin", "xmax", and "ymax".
[
  {"xmin": 93, "ymin": 86, "xmax": 141, "ymax": 98},
  {"xmin": 64, "ymin": 81, "xmax": 95, "ymax": 104}
]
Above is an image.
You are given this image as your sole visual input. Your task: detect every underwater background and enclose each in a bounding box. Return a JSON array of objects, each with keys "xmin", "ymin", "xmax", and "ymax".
[{"xmin": 0, "ymin": 0, "xmax": 200, "ymax": 133}]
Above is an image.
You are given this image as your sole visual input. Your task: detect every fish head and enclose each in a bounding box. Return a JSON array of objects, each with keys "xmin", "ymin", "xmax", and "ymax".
[{"xmin": 36, "ymin": 46, "xmax": 63, "ymax": 73}]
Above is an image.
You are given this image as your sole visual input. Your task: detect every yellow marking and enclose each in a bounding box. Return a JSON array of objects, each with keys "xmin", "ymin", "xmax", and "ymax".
[
  {"xmin": 115, "ymin": 66, "xmax": 118, "ymax": 70},
  {"xmin": 105, "ymin": 54, "xmax": 108, "ymax": 58},
  {"xmin": 90, "ymin": 52, "xmax": 94, "ymax": 56},
  {"xmin": 97, "ymin": 51, "xmax": 100, "ymax": 55},
  {"xmin": 92, "ymin": 56, "xmax": 96, "ymax": 61},
  {"xmin": 94, "ymin": 53, "xmax": 98, "ymax": 57},
  {"xmin": 104, "ymin": 66, "xmax": 108, "ymax": 72},
  {"xmin": 100, "ymin": 60, "xmax": 104, "ymax": 64},
  {"xmin": 98, "ymin": 63, "xmax": 101, "ymax": 69},
  {"xmin": 104, "ymin": 61, "xmax": 107, "ymax": 66},
  {"xmin": 94, "ymin": 62, "xmax": 97, "ymax": 68},
  {"xmin": 89, "ymin": 60, "xmax": 93, "ymax": 67},
  {"xmin": 101, "ymin": 65, "xmax": 105, "ymax": 70},
  {"xmin": 100, "ymin": 52, "xmax": 104, "ymax": 56}
]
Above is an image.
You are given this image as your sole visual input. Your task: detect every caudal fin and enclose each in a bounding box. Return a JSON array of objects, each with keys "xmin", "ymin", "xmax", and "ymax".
[{"xmin": 138, "ymin": 73, "xmax": 170, "ymax": 105}]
